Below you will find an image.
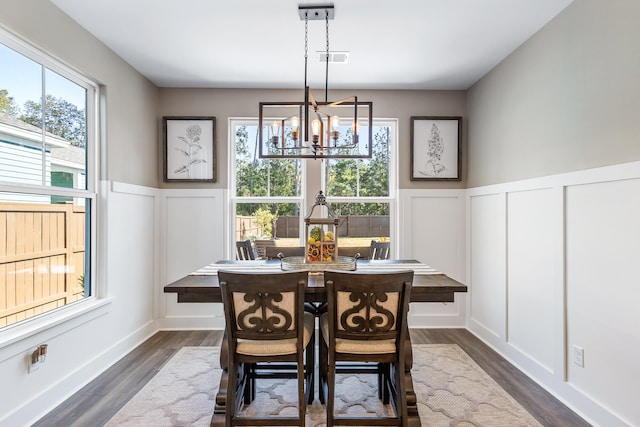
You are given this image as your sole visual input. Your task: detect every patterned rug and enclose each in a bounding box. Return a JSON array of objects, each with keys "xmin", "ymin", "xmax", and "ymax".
[{"xmin": 106, "ymin": 344, "xmax": 542, "ymax": 426}]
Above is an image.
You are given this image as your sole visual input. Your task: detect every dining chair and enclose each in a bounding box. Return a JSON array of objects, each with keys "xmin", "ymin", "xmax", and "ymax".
[
  {"xmin": 235, "ymin": 239, "xmax": 257, "ymax": 260},
  {"xmin": 265, "ymin": 245, "xmax": 305, "ymax": 259},
  {"xmin": 218, "ymin": 270, "xmax": 315, "ymax": 426},
  {"xmin": 370, "ymin": 240, "xmax": 391, "ymax": 260},
  {"xmin": 319, "ymin": 270, "xmax": 413, "ymax": 427},
  {"xmin": 253, "ymin": 239, "xmax": 276, "ymax": 259},
  {"xmin": 337, "ymin": 245, "xmax": 370, "ymax": 259}
]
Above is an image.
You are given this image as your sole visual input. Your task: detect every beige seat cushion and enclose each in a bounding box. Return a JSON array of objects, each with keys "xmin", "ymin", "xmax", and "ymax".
[
  {"xmin": 320, "ymin": 313, "xmax": 396, "ymax": 355},
  {"xmin": 236, "ymin": 312, "xmax": 315, "ymax": 356}
]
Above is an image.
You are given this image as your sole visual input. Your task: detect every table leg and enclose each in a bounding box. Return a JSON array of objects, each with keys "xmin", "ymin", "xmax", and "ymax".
[
  {"xmin": 211, "ymin": 331, "xmax": 229, "ymax": 427},
  {"xmin": 405, "ymin": 331, "xmax": 421, "ymax": 426}
]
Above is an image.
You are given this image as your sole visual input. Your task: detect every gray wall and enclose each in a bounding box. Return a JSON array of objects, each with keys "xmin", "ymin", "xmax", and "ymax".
[
  {"xmin": 467, "ymin": 0, "xmax": 640, "ymax": 188},
  {"xmin": 158, "ymin": 88, "xmax": 466, "ymax": 189}
]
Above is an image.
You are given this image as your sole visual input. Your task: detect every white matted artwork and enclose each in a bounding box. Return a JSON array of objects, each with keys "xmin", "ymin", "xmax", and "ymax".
[
  {"xmin": 410, "ymin": 116, "xmax": 461, "ymax": 181},
  {"xmin": 163, "ymin": 116, "xmax": 216, "ymax": 182}
]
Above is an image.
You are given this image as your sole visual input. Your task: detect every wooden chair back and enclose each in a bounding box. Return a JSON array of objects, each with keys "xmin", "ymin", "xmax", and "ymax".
[
  {"xmin": 218, "ymin": 270, "xmax": 311, "ymax": 426},
  {"xmin": 235, "ymin": 239, "xmax": 257, "ymax": 260},
  {"xmin": 370, "ymin": 240, "xmax": 391, "ymax": 260},
  {"xmin": 321, "ymin": 269, "xmax": 413, "ymax": 426},
  {"xmin": 324, "ymin": 270, "xmax": 412, "ymax": 349},
  {"xmin": 338, "ymin": 246, "xmax": 370, "ymax": 259},
  {"xmin": 265, "ymin": 245, "xmax": 305, "ymax": 259}
]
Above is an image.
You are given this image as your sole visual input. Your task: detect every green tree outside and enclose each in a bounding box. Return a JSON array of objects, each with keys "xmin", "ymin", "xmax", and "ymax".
[
  {"xmin": 21, "ymin": 94, "xmax": 86, "ymax": 147},
  {"xmin": 0, "ymin": 89, "xmax": 20, "ymax": 117}
]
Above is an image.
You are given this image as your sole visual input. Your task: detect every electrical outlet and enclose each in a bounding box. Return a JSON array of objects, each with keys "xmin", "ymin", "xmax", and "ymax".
[
  {"xmin": 573, "ymin": 345, "xmax": 584, "ymax": 367},
  {"xmin": 28, "ymin": 355, "xmax": 40, "ymax": 373},
  {"xmin": 28, "ymin": 344, "xmax": 48, "ymax": 374}
]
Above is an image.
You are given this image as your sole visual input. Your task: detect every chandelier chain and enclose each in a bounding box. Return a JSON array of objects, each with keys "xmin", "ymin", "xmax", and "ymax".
[
  {"xmin": 325, "ymin": 11, "xmax": 330, "ymax": 101},
  {"xmin": 304, "ymin": 15, "xmax": 308, "ymax": 61},
  {"xmin": 325, "ymin": 12, "xmax": 330, "ymax": 54}
]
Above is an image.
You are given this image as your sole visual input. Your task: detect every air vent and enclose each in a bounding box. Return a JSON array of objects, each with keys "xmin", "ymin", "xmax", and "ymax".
[{"xmin": 317, "ymin": 51, "xmax": 350, "ymax": 63}]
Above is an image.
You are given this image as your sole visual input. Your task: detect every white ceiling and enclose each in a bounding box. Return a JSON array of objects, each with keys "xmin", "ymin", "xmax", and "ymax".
[{"xmin": 50, "ymin": 0, "xmax": 573, "ymax": 90}]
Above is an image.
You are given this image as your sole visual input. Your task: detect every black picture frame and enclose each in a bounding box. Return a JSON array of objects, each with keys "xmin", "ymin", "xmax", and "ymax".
[
  {"xmin": 163, "ymin": 116, "xmax": 216, "ymax": 182},
  {"xmin": 410, "ymin": 116, "xmax": 461, "ymax": 181}
]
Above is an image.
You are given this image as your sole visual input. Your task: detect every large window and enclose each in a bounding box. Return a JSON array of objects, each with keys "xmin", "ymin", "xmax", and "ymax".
[
  {"xmin": 324, "ymin": 120, "xmax": 395, "ymax": 250},
  {"xmin": 230, "ymin": 118, "xmax": 395, "ymax": 257},
  {"xmin": 231, "ymin": 119, "xmax": 303, "ymax": 257},
  {"xmin": 0, "ymin": 31, "xmax": 97, "ymax": 329}
]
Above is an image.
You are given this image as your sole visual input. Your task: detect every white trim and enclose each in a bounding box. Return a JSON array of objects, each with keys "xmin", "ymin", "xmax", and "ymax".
[{"xmin": 0, "ymin": 298, "xmax": 111, "ymax": 362}]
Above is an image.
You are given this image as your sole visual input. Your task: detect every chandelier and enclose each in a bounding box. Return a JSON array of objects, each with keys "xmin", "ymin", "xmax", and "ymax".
[{"xmin": 258, "ymin": 4, "xmax": 373, "ymax": 159}]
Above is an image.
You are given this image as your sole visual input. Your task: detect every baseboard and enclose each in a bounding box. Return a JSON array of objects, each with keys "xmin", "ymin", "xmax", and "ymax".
[{"xmin": 2, "ymin": 321, "xmax": 158, "ymax": 427}]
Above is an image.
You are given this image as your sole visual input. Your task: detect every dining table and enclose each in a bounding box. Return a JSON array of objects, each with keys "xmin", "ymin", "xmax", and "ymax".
[{"xmin": 164, "ymin": 258, "xmax": 468, "ymax": 426}]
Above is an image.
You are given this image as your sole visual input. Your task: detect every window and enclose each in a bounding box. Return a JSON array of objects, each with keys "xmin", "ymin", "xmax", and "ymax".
[
  {"xmin": 231, "ymin": 118, "xmax": 396, "ymax": 258},
  {"xmin": 0, "ymin": 30, "xmax": 97, "ymax": 329},
  {"xmin": 324, "ymin": 120, "xmax": 396, "ymax": 250},
  {"xmin": 231, "ymin": 119, "xmax": 303, "ymax": 256}
]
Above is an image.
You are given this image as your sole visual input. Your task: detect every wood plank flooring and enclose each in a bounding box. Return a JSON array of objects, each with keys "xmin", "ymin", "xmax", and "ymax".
[{"xmin": 33, "ymin": 329, "xmax": 590, "ymax": 427}]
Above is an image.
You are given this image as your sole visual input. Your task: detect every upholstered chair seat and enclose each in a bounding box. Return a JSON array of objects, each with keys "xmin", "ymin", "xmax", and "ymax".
[{"xmin": 236, "ymin": 311, "xmax": 314, "ymax": 356}]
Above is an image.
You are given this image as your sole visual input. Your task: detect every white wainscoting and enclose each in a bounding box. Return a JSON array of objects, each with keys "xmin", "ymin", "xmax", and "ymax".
[
  {"xmin": 466, "ymin": 161, "xmax": 640, "ymax": 427},
  {"xmin": 0, "ymin": 181, "xmax": 160, "ymax": 427},
  {"xmin": 158, "ymin": 188, "xmax": 227, "ymax": 330},
  {"xmin": 398, "ymin": 190, "xmax": 466, "ymax": 328}
]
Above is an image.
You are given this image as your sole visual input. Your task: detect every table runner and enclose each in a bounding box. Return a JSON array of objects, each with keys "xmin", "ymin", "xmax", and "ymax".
[{"xmin": 191, "ymin": 260, "xmax": 441, "ymax": 276}]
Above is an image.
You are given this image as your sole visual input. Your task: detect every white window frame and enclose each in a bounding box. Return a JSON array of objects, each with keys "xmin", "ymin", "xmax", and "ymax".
[{"xmin": 0, "ymin": 28, "xmax": 102, "ymax": 347}]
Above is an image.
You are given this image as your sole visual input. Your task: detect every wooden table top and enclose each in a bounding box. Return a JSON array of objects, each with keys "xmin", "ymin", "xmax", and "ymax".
[{"xmin": 164, "ymin": 259, "xmax": 467, "ymax": 303}]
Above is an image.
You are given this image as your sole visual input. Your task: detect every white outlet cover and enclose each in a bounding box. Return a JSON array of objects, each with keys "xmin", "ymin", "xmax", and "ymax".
[{"xmin": 573, "ymin": 345, "xmax": 584, "ymax": 367}]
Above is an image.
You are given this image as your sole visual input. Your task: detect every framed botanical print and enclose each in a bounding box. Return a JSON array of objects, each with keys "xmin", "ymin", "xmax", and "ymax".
[
  {"xmin": 410, "ymin": 116, "xmax": 461, "ymax": 181},
  {"xmin": 163, "ymin": 116, "xmax": 216, "ymax": 182}
]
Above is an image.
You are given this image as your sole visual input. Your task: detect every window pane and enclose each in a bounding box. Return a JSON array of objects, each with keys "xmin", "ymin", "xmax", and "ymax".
[
  {"xmin": 45, "ymin": 69, "xmax": 87, "ymax": 190},
  {"xmin": 0, "ymin": 44, "xmax": 88, "ymax": 190},
  {"xmin": 0, "ymin": 43, "xmax": 45, "ymax": 186},
  {"xmin": 329, "ymin": 202, "xmax": 390, "ymax": 243},
  {"xmin": 0, "ymin": 43, "xmax": 42, "ymax": 119},
  {"xmin": 236, "ymin": 202, "xmax": 301, "ymax": 241},
  {"xmin": 0, "ymin": 193, "xmax": 89, "ymax": 328},
  {"xmin": 235, "ymin": 124, "xmax": 302, "ymax": 197},
  {"xmin": 325, "ymin": 125, "xmax": 391, "ymax": 197}
]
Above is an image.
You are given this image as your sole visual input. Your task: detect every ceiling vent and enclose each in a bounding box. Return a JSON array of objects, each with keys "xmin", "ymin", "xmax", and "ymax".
[{"xmin": 317, "ymin": 51, "xmax": 350, "ymax": 63}]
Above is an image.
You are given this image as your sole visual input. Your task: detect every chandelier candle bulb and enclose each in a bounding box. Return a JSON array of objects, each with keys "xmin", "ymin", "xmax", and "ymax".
[
  {"xmin": 331, "ymin": 115, "xmax": 340, "ymax": 129},
  {"xmin": 330, "ymin": 115, "xmax": 340, "ymax": 143},
  {"xmin": 291, "ymin": 116, "xmax": 299, "ymax": 140},
  {"xmin": 311, "ymin": 119, "xmax": 321, "ymax": 135},
  {"xmin": 270, "ymin": 121, "xmax": 280, "ymax": 146}
]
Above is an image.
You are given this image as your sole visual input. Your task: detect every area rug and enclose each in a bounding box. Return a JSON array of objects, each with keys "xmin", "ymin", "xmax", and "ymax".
[{"xmin": 106, "ymin": 345, "xmax": 542, "ymax": 426}]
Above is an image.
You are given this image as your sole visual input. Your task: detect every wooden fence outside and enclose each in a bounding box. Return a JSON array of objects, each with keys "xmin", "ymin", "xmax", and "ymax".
[
  {"xmin": 236, "ymin": 215, "xmax": 262, "ymax": 241},
  {"xmin": 236, "ymin": 215, "xmax": 390, "ymax": 240},
  {"xmin": 0, "ymin": 202, "xmax": 85, "ymax": 328},
  {"xmin": 273, "ymin": 215, "xmax": 390, "ymax": 239}
]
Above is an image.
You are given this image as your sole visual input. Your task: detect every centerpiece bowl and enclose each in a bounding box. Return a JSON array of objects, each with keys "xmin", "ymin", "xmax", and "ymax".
[{"xmin": 280, "ymin": 255, "xmax": 357, "ymax": 272}]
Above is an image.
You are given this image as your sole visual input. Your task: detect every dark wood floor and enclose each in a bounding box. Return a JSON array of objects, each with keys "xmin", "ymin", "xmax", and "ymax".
[{"xmin": 33, "ymin": 329, "xmax": 590, "ymax": 427}]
